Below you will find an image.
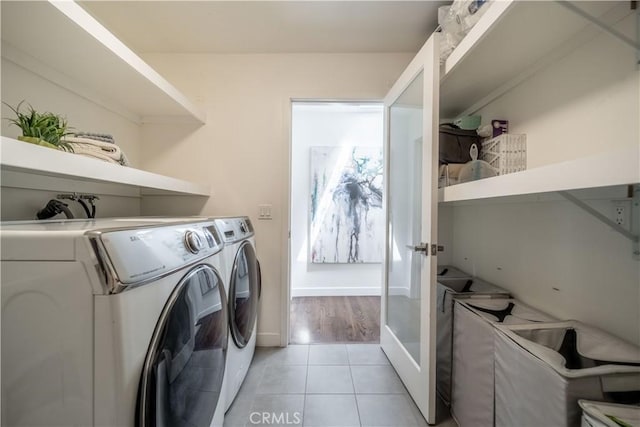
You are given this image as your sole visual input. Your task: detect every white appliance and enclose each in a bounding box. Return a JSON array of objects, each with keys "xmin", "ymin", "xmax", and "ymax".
[
  {"xmin": 1, "ymin": 218, "xmax": 229, "ymax": 427},
  {"xmin": 214, "ymin": 217, "xmax": 261, "ymax": 411}
]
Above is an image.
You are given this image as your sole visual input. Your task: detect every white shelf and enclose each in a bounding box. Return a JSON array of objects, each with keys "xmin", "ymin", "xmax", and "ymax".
[
  {"xmin": 439, "ymin": 145, "xmax": 640, "ymax": 203},
  {"xmin": 0, "ymin": 137, "xmax": 210, "ymax": 197},
  {"xmin": 440, "ymin": 1, "xmax": 627, "ymax": 118},
  {"xmin": 1, "ymin": 1, "xmax": 206, "ymax": 124}
]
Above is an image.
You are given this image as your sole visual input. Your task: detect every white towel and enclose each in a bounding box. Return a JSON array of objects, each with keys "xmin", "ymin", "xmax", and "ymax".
[{"xmin": 63, "ymin": 136, "xmax": 129, "ymax": 166}]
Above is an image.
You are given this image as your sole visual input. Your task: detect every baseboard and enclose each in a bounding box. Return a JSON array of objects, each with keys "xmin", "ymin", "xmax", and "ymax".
[
  {"xmin": 291, "ymin": 287, "xmax": 381, "ymax": 297},
  {"xmin": 256, "ymin": 332, "xmax": 281, "ymax": 347}
]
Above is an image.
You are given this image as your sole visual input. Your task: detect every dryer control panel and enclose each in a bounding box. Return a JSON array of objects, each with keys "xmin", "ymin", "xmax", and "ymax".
[{"xmin": 90, "ymin": 221, "xmax": 223, "ymax": 287}]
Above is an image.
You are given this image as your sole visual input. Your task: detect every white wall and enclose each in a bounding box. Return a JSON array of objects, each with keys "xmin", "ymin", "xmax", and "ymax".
[
  {"xmin": 290, "ymin": 103, "xmax": 383, "ymax": 297},
  {"xmin": 444, "ymin": 191, "xmax": 640, "ymax": 346},
  {"xmin": 138, "ymin": 53, "xmax": 414, "ymax": 345},
  {"xmin": 1, "ymin": 57, "xmax": 143, "ymax": 220},
  {"xmin": 475, "ymin": 12, "xmax": 638, "ymax": 169}
]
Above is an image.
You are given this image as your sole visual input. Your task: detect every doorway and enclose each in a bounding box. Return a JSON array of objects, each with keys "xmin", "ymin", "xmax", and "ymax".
[{"xmin": 288, "ymin": 101, "xmax": 384, "ymax": 344}]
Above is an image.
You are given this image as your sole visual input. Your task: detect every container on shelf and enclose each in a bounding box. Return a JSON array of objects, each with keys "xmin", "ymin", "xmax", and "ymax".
[
  {"xmin": 481, "ymin": 133, "xmax": 527, "ymax": 175},
  {"xmin": 494, "ymin": 321, "xmax": 640, "ymax": 427},
  {"xmin": 436, "ymin": 275, "xmax": 510, "ymax": 405},
  {"xmin": 451, "ymin": 298, "xmax": 558, "ymax": 427},
  {"xmin": 579, "ymin": 400, "xmax": 640, "ymax": 427}
]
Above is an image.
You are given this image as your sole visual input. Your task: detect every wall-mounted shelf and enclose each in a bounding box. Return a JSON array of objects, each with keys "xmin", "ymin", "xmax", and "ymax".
[
  {"xmin": 0, "ymin": 137, "xmax": 210, "ymax": 197},
  {"xmin": 439, "ymin": 145, "xmax": 640, "ymax": 203},
  {"xmin": 1, "ymin": 1, "xmax": 205, "ymax": 125},
  {"xmin": 440, "ymin": 0, "xmax": 630, "ymax": 118}
]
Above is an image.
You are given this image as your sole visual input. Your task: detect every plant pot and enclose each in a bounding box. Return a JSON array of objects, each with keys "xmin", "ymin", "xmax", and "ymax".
[{"xmin": 17, "ymin": 136, "xmax": 59, "ymax": 150}]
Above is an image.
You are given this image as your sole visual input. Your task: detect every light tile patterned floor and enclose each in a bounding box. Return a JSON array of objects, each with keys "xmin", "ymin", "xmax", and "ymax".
[{"xmin": 223, "ymin": 344, "xmax": 458, "ymax": 427}]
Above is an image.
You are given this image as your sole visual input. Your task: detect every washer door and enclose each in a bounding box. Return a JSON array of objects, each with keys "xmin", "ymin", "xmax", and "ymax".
[
  {"xmin": 137, "ymin": 264, "xmax": 227, "ymax": 427},
  {"xmin": 229, "ymin": 241, "xmax": 260, "ymax": 348}
]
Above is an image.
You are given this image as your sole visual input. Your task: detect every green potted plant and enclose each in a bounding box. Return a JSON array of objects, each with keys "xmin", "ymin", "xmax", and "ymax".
[{"xmin": 4, "ymin": 101, "xmax": 73, "ymax": 152}]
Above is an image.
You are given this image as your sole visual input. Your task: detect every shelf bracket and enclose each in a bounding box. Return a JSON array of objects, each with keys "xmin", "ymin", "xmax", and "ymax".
[
  {"xmin": 558, "ymin": 189, "xmax": 640, "ymax": 259},
  {"xmin": 556, "ymin": 1, "xmax": 640, "ymax": 57}
]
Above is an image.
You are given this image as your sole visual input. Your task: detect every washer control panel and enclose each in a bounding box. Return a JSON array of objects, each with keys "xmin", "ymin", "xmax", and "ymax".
[
  {"xmin": 184, "ymin": 230, "xmax": 204, "ymax": 254},
  {"xmin": 96, "ymin": 221, "xmax": 223, "ymax": 285}
]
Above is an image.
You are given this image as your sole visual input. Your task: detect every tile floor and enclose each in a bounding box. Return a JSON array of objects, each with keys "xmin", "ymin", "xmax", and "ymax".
[{"xmin": 224, "ymin": 344, "xmax": 458, "ymax": 427}]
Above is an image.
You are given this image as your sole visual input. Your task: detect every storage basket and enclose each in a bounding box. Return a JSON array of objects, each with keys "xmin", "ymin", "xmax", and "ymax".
[
  {"xmin": 494, "ymin": 321, "xmax": 640, "ymax": 427},
  {"xmin": 437, "ymin": 265, "xmax": 471, "ymax": 279},
  {"xmin": 451, "ymin": 299, "xmax": 557, "ymax": 427},
  {"xmin": 436, "ymin": 276, "xmax": 510, "ymax": 405},
  {"xmin": 579, "ymin": 400, "xmax": 640, "ymax": 427},
  {"xmin": 481, "ymin": 133, "xmax": 526, "ymax": 175}
]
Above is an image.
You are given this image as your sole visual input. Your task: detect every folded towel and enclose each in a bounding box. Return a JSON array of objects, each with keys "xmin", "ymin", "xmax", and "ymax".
[
  {"xmin": 62, "ymin": 136, "xmax": 130, "ymax": 166},
  {"xmin": 72, "ymin": 132, "xmax": 115, "ymax": 144}
]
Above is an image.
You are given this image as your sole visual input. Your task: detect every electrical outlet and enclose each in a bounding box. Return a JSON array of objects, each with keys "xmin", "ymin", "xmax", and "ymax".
[{"xmin": 614, "ymin": 206, "xmax": 625, "ymax": 226}]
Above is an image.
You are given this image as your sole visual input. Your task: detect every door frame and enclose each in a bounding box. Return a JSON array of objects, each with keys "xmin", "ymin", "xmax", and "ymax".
[
  {"xmin": 282, "ymin": 98, "xmax": 384, "ymax": 347},
  {"xmin": 380, "ymin": 32, "xmax": 440, "ymax": 424}
]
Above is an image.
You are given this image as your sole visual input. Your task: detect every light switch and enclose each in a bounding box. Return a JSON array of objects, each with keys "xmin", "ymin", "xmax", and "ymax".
[{"xmin": 258, "ymin": 204, "xmax": 273, "ymax": 220}]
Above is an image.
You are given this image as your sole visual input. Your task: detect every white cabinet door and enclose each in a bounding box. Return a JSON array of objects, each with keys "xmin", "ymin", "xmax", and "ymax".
[{"xmin": 381, "ymin": 33, "xmax": 439, "ymax": 424}]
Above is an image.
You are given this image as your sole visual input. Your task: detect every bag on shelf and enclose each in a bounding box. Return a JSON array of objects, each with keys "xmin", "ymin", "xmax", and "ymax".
[{"xmin": 439, "ymin": 123, "xmax": 482, "ymax": 165}]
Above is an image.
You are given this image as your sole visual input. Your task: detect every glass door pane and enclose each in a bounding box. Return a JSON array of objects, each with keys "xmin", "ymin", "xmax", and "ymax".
[
  {"xmin": 386, "ymin": 71, "xmax": 424, "ymax": 364},
  {"xmin": 380, "ymin": 32, "xmax": 439, "ymax": 425}
]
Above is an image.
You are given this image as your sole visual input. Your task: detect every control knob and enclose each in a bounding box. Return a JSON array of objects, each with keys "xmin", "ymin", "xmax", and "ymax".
[{"xmin": 184, "ymin": 230, "xmax": 204, "ymax": 254}]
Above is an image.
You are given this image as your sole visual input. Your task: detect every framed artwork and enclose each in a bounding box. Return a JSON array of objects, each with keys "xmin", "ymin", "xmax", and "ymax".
[{"xmin": 309, "ymin": 146, "xmax": 384, "ymax": 263}]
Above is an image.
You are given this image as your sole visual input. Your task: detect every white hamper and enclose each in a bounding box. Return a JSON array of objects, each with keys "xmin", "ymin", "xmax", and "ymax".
[
  {"xmin": 436, "ymin": 276, "xmax": 510, "ymax": 404},
  {"xmin": 451, "ymin": 299, "xmax": 557, "ymax": 427},
  {"xmin": 579, "ymin": 400, "xmax": 640, "ymax": 427},
  {"xmin": 494, "ymin": 321, "xmax": 640, "ymax": 427}
]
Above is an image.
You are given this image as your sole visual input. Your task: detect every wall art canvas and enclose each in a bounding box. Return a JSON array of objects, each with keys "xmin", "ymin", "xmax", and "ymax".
[{"xmin": 310, "ymin": 146, "xmax": 384, "ymax": 263}]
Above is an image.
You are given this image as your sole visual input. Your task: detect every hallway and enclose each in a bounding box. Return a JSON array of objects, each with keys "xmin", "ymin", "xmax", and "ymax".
[{"xmin": 290, "ymin": 296, "xmax": 380, "ymax": 344}]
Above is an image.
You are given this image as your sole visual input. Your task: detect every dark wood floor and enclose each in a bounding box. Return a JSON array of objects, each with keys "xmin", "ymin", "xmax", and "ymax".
[{"xmin": 290, "ymin": 296, "xmax": 380, "ymax": 344}]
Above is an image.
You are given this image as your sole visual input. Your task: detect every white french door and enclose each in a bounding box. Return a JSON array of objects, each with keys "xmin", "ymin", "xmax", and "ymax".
[{"xmin": 380, "ymin": 33, "xmax": 439, "ymax": 424}]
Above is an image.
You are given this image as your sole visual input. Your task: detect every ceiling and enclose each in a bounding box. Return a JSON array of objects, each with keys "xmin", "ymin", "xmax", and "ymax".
[{"xmin": 80, "ymin": 1, "xmax": 447, "ymax": 54}]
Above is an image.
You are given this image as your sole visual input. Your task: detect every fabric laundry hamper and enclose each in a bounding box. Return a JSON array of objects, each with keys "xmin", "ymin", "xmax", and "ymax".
[
  {"xmin": 494, "ymin": 321, "xmax": 640, "ymax": 427},
  {"xmin": 451, "ymin": 298, "xmax": 557, "ymax": 427},
  {"xmin": 436, "ymin": 275, "xmax": 510, "ymax": 405},
  {"xmin": 579, "ymin": 400, "xmax": 640, "ymax": 427},
  {"xmin": 437, "ymin": 265, "xmax": 471, "ymax": 279}
]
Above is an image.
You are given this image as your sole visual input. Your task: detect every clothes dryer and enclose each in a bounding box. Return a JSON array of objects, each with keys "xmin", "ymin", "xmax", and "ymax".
[
  {"xmin": 214, "ymin": 216, "xmax": 261, "ymax": 411},
  {"xmin": 1, "ymin": 218, "xmax": 228, "ymax": 427}
]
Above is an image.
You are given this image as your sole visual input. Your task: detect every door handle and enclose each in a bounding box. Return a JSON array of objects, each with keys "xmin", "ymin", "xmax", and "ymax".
[
  {"xmin": 405, "ymin": 243, "xmax": 444, "ymax": 255},
  {"xmin": 406, "ymin": 243, "xmax": 429, "ymax": 253}
]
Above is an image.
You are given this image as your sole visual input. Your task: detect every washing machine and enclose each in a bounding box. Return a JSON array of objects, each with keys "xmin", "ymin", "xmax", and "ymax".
[
  {"xmin": 1, "ymin": 218, "xmax": 229, "ymax": 427},
  {"xmin": 214, "ymin": 216, "xmax": 261, "ymax": 411}
]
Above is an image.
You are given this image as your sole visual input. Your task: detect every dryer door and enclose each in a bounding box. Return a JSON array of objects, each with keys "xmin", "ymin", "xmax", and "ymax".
[
  {"xmin": 229, "ymin": 241, "xmax": 260, "ymax": 348},
  {"xmin": 137, "ymin": 264, "xmax": 228, "ymax": 427}
]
